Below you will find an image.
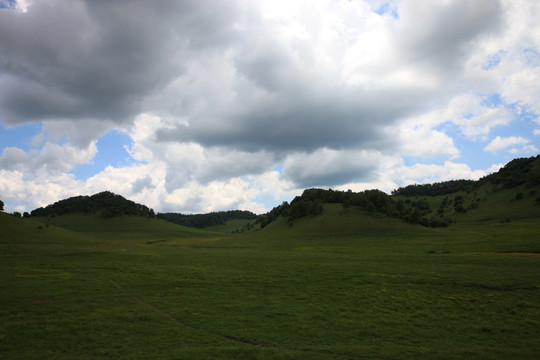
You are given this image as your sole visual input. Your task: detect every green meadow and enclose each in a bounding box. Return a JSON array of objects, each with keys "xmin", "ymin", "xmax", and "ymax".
[{"xmin": 1, "ymin": 197, "xmax": 539, "ymax": 359}]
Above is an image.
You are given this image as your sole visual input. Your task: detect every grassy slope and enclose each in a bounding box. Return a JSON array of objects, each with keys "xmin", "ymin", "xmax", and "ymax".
[
  {"xmin": 32, "ymin": 213, "xmax": 222, "ymax": 240},
  {"xmin": 1, "ymin": 203, "xmax": 539, "ymax": 359},
  {"xmin": 204, "ymin": 218, "xmax": 254, "ymax": 233},
  {"xmin": 392, "ymin": 183, "xmax": 540, "ymax": 223}
]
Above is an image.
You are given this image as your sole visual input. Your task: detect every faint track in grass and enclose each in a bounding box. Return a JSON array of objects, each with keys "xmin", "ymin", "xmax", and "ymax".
[{"xmin": 104, "ymin": 275, "xmax": 389, "ymax": 360}]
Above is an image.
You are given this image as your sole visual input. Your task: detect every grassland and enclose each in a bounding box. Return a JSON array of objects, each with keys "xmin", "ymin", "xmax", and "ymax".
[{"xmin": 1, "ymin": 203, "xmax": 539, "ymax": 359}]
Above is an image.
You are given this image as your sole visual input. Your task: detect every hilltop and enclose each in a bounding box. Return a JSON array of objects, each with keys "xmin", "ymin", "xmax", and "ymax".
[
  {"xmin": 256, "ymin": 155, "xmax": 540, "ymax": 230},
  {"xmin": 29, "ymin": 191, "xmax": 155, "ymax": 218},
  {"xmin": 5, "ymin": 155, "xmax": 537, "ymax": 234},
  {"xmin": 157, "ymin": 210, "xmax": 257, "ymax": 231}
]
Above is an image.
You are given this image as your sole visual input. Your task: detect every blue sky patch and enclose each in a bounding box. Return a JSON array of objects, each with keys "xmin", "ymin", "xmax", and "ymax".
[
  {"xmin": 0, "ymin": 0, "xmax": 17, "ymax": 10},
  {"xmin": 0, "ymin": 123, "xmax": 42, "ymax": 151},
  {"xmin": 483, "ymin": 50, "xmax": 505, "ymax": 70},
  {"xmin": 373, "ymin": 3, "xmax": 399, "ymax": 18},
  {"xmin": 71, "ymin": 130, "xmax": 138, "ymax": 180},
  {"xmin": 272, "ymin": 164, "xmax": 284, "ymax": 173},
  {"xmin": 480, "ymin": 93, "xmax": 503, "ymax": 108},
  {"xmin": 523, "ymin": 48, "xmax": 540, "ymax": 67}
]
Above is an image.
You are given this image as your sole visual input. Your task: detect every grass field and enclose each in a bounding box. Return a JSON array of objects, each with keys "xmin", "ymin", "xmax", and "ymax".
[{"xmin": 1, "ymin": 206, "xmax": 539, "ymax": 359}]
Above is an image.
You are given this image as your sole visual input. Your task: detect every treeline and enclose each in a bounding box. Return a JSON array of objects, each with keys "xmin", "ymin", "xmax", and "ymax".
[
  {"xmin": 257, "ymin": 188, "xmax": 450, "ymax": 228},
  {"xmin": 158, "ymin": 210, "xmax": 258, "ymax": 228},
  {"xmin": 480, "ymin": 155, "xmax": 540, "ymax": 188},
  {"xmin": 258, "ymin": 155, "xmax": 540, "ymax": 229},
  {"xmin": 392, "ymin": 180, "xmax": 476, "ymax": 197},
  {"xmin": 392, "ymin": 155, "xmax": 540, "ymax": 196},
  {"xmin": 30, "ymin": 191, "xmax": 155, "ymax": 218}
]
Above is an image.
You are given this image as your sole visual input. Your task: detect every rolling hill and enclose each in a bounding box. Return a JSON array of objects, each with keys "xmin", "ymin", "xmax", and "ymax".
[
  {"xmin": 4, "ymin": 154, "xmax": 536, "ymax": 236},
  {"xmin": 255, "ymin": 155, "xmax": 540, "ymax": 231},
  {"xmin": 0, "ymin": 156, "xmax": 538, "ymax": 359}
]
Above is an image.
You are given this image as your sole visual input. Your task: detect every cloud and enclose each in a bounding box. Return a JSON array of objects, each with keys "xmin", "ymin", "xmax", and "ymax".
[
  {"xmin": 388, "ymin": 161, "xmax": 487, "ymax": 188},
  {"xmin": 401, "ymin": 93, "xmax": 513, "ymax": 141},
  {"xmin": 130, "ymin": 176, "xmax": 154, "ymax": 194},
  {"xmin": 0, "ymin": 0, "xmax": 509, "ymax": 154},
  {"xmin": 0, "ymin": 0, "xmax": 538, "ymax": 214},
  {"xmin": 397, "ymin": 0, "xmax": 503, "ymax": 76},
  {"xmin": 153, "ymin": 0, "xmax": 505, "ymax": 155},
  {"xmin": 0, "ymin": 168, "xmax": 83, "ymax": 212},
  {"xmin": 392, "ymin": 123, "xmax": 459, "ymax": 158},
  {"xmin": 0, "ymin": 142, "xmax": 97, "ymax": 175},
  {"xmin": 484, "ymin": 135, "xmax": 530, "ymax": 153},
  {"xmin": 283, "ymin": 148, "xmax": 383, "ymax": 188},
  {"xmin": 0, "ymin": 0, "xmax": 228, "ymax": 143}
]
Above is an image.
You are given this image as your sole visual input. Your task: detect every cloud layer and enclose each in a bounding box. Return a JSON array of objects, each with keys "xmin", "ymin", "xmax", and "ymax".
[{"xmin": 1, "ymin": 0, "xmax": 539, "ymax": 213}]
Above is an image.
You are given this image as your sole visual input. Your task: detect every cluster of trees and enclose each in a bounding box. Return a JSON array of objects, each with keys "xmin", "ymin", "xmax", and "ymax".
[
  {"xmin": 257, "ymin": 196, "xmax": 324, "ymax": 228},
  {"xmin": 158, "ymin": 210, "xmax": 257, "ymax": 228},
  {"xmin": 258, "ymin": 188, "xmax": 451, "ymax": 228},
  {"xmin": 479, "ymin": 155, "xmax": 540, "ymax": 188},
  {"xmin": 30, "ymin": 191, "xmax": 155, "ymax": 218},
  {"xmin": 392, "ymin": 155, "xmax": 540, "ymax": 197},
  {"xmin": 391, "ymin": 180, "xmax": 476, "ymax": 197}
]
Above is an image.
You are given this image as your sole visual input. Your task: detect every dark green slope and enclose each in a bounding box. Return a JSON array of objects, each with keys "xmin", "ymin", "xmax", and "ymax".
[
  {"xmin": 32, "ymin": 213, "xmax": 224, "ymax": 241},
  {"xmin": 25, "ymin": 190, "xmax": 225, "ymax": 241},
  {"xmin": 258, "ymin": 203, "xmax": 429, "ymax": 238},
  {"xmin": 256, "ymin": 155, "xmax": 540, "ymax": 232},
  {"xmin": 0, "ymin": 211, "xmax": 95, "ymax": 245},
  {"xmin": 30, "ymin": 191, "xmax": 155, "ymax": 218}
]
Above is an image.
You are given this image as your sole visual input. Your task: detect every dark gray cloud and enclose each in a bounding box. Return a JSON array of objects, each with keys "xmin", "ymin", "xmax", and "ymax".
[
  {"xmin": 131, "ymin": 175, "xmax": 153, "ymax": 194},
  {"xmin": 285, "ymin": 164, "xmax": 377, "ymax": 189},
  {"xmin": 0, "ymin": 0, "xmax": 236, "ymax": 132},
  {"xmin": 282, "ymin": 149, "xmax": 382, "ymax": 189},
  {"xmin": 156, "ymin": 88, "xmax": 416, "ymax": 154},
  {"xmin": 0, "ymin": 0, "xmax": 516, "ymax": 201},
  {"xmin": 0, "ymin": 0, "xmax": 504, "ymax": 155},
  {"xmin": 399, "ymin": 0, "xmax": 503, "ymax": 74}
]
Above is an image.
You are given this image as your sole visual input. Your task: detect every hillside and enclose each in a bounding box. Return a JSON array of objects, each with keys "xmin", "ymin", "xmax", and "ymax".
[
  {"xmin": 11, "ymin": 155, "xmax": 540, "ymax": 234},
  {"xmin": 32, "ymin": 213, "xmax": 222, "ymax": 241},
  {"xmin": 2, "ymin": 189, "xmax": 538, "ymax": 360},
  {"xmin": 256, "ymin": 155, "xmax": 540, "ymax": 230},
  {"xmin": 158, "ymin": 210, "xmax": 257, "ymax": 230},
  {"xmin": 30, "ymin": 191, "xmax": 155, "ymax": 218},
  {"xmin": 1, "ymin": 158, "xmax": 539, "ymax": 360},
  {"xmin": 0, "ymin": 211, "xmax": 97, "ymax": 246}
]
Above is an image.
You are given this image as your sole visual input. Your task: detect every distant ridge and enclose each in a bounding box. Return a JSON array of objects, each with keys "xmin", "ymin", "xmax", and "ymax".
[
  {"xmin": 257, "ymin": 155, "xmax": 540, "ymax": 228},
  {"xmin": 392, "ymin": 155, "xmax": 540, "ymax": 196},
  {"xmin": 25, "ymin": 155, "xmax": 539, "ymax": 227},
  {"xmin": 158, "ymin": 210, "xmax": 257, "ymax": 229},
  {"xmin": 30, "ymin": 191, "xmax": 155, "ymax": 218}
]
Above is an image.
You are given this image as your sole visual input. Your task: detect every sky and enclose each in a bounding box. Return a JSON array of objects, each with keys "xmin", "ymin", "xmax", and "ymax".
[{"xmin": 0, "ymin": 0, "xmax": 539, "ymax": 214}]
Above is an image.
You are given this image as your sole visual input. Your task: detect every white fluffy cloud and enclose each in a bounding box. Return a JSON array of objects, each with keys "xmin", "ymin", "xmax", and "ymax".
[
  {"xmin": 0, "ymin": 142, "xmax": 97, "ymax": 175},
  {"xmin": 484, "ymin": 135, "xmax": 535, "ymax": 153}
]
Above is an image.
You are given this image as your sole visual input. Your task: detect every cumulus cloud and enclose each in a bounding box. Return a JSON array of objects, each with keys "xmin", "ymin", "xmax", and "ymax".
[
  {"xmin": 484, "ymin": 135, "xmax": 530, "ymax": 153},
  {"xmin": 0, "ymin": 142, "xmax": 97, "ymax": 175},
  {"xmin": 388, "ymin": 161, "xmax": 488, "ymax": 188},
  {"xmin": 283, "ymin": 148, "xmax": 382, "ymax": 188},
  {"xmin": 1, "ymin": 0, "xmax": 504, "ymax": 151},
  {"xmin": 0, "ymin": 0, "xmax": 538, "ymax": 213},
  {"xmin": 0, "ymin": 0, "xmax": 208, "ymax": 143}
]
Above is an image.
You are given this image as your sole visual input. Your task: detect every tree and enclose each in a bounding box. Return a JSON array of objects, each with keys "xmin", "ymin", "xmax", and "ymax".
[{"xmin": 0, "ymin": 199, "xmax": 4, "ymax": 212}]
